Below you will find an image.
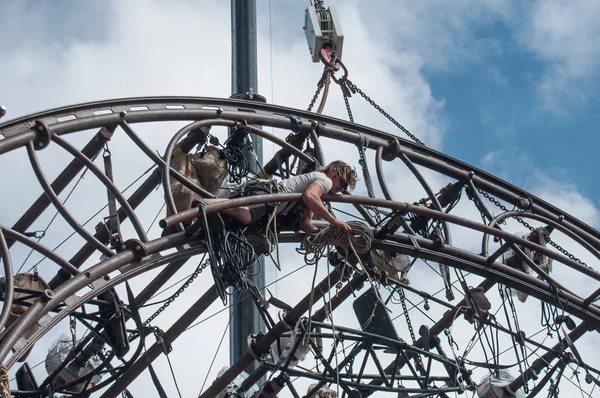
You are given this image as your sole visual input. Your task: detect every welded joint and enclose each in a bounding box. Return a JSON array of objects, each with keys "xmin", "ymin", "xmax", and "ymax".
[{"xmin": 34, "ymin": 120, "xmax": 52, "ymax": 150}]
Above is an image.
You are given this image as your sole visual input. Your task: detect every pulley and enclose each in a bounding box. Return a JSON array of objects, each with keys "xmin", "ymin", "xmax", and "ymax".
[{"xmin": 304, "ymin": 2, "xmax": 344, "ymax": 66}]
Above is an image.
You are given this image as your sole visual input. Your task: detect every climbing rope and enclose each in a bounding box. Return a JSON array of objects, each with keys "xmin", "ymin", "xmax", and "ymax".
[
  {"xmin": 0, "ymin": 364, "xmax": 9, "ymax": 398},
  {"xmin": 296, "ymin": 221, "xmax": 373, "ymax": 266}
]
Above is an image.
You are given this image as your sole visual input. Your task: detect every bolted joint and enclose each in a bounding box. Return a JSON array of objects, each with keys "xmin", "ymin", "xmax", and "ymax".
[
  {"xmin": 121, "ymin": 239, "xmax": 147, "ymax": 260},
  {"xmin": 382, "ymin": 137, "xmax": 401, "ymax": 161},
  {"xmin": 247, "ymin": 333, "xmax": 270, "ymax": 361},
  {"xmin": 0, "ymin": 105, "xmax": 6, "ymax": 119},
  {"xmin": 33, "ymin": 120, "xmax": 52, "ymax": 150},
  {"xmin": 287, "ymin": 115, "xmax": 303, "ymax": 133}
]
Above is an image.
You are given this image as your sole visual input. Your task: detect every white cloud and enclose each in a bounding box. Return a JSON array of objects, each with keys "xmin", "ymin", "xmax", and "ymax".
[{"xmin": 518, "ymin": 0, "xmax": 600, "ymax": 111}]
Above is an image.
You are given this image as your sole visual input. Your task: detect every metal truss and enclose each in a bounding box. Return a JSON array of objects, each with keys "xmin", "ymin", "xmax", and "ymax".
[{"xmin": 0, "ymin": 97, "xmax": 599, "ymax": 397}]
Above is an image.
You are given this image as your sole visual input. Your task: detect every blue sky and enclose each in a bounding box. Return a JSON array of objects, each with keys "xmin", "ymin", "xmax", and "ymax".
[{"xmin": 2, "ymin": 0, "xmax": 600, "ymax": 397}]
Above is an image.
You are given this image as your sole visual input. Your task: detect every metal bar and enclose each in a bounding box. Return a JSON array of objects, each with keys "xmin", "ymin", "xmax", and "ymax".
[
  {"xmin": 0, "ymin": 228, "xmax": 14, "ymax": 333},
  {"xmin": 1, "ymin": 227, "xmax": 80, "ymax": 276},
  {"xmin": 51, "ymin": 135, "xmax": 148, "ymax": 243},
  {"xmin": 198, "ymin": 269, "xmax": 342, "ymax": 398},
  {"xmin": 0, "ymin": 130, "xmax": 37, "ymax": 155},
  {"xmin": 1, "ymin": 96, "xmax": 599, "ymax": 250},
  {"xmin": 241, "ymin": 272, "xmax": 367, "ymax": 392},
  {"xmin": 364, "ymin": 278, "xmax": 496, "ymax": 394},
  {"xmin": 164, "ymin": 192, "xmax": 599, "ymax": 280},
  {"xmin": 508, "ymin": 322, "xmax": 588, "ymax": 393},
  {"xmin": 119, "ymin": 120, "xmax": 215, "ymax": 198},
  {"xmin": 484, "ymin": 210, "xmax": 600, "ymax": 265},
  {"xmin": 398, "ymin": 151, "xmax": 451, "ymax": 246},
  {"xmin": 8, "ymin": 127, "xmax": 112, "ymax": 247},
  {"xmin": 25, "ymin": 141, "xmax": 114, "ymax": 258},
  {"xmin": 99, "ymin": 284, "xmax": 220, "ymax": 398},
  {"xmin": 6, "ymin": 97, "xmax": 595, "ymax": 252},
  {"xmin": 48, "ymin": 168, "xmax": 162, "ymax": 288},
  {"xmin": 375, "ymin": 146, "xmax": 392, "ymax": 200}
]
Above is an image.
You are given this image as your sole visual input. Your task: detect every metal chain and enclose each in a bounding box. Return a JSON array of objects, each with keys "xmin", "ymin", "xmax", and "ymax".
[
  {"xmin": 345, "ymin": 79, "xmax": 424, "ymax": 146},
  {"xmin": 397, "ymin": 286, "xmax": 425, "ymax": 372},
  {"xmin": 477, "ymin": 189, "xmax": 590, "ymax": 269},
  {"xmin": 143, "ymin": 260, "xmax": 210, "ymax": 326},
  {"xmin": 307, "ymin": 71, "xmax": 328, "ymax": 113}
]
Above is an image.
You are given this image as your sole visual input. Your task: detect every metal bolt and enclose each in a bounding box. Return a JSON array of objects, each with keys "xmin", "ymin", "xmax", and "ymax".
[
  {"xmin": 120, "ymin": 110, "xmax": 128, "ymax": 118},
  {"xmin": 42, "ymin": 289, "xmax": 54, "ymax": 301},
  {"xmin": 558, "ymin": 215, "xmax": 565, "ymax": 222},
  {"xmin": 468, "ymin": 171, "xmax": 474, "ymax": 178},
  {"xmin": 0, "ymin": 105, "xmax": 6, "ymax": 118},
  {"xmin": 216, "ymin": 107, "xmax": 223, "ymax": 114}
]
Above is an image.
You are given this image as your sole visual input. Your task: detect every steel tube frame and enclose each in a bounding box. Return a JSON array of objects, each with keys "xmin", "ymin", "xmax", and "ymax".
[
  {"xmin": 0, "ymin": 228, "xmax": 14, "ymax": 333},
  {"xmin": 198, "ymin": 269, "xmax": 342, "ymax": 398},
  {"xmin": 119, "ymin": 121, "xmax": 215, "ymax": 199},
  {"xmin": 25, "ymin": 141, "xmax": 114, "ymax": 258},
  {"xmin": 8, "ymin": 127, "xmax": 112, "ymax": 247},
  {"xmin": 100, "ymin": 284, "xmax": 221, "ymax": 398},
  {"xmin": 0, "ymin": 231, "xmax": 192, "ymax": 362},
  {"xmin": 1, "ymin": 97, "xmax": 599, "ymax": 396},
  {"xmin": 375, "ymin": 146, "xmax": 392, "ymax": 200},
  {"xmin": 508, "ymin": 322, "xmax": 589, "ymax": 393},
  {"xmin": 51, "ymin": 135, "xmax": 148, "ymax": 243},
  {"xmin": 48, "ymin": 168, "xmax": 162, "ymax": 288},
  {"xmin": 0, "ymin": 227, "xmax": 80, "ymax": 276},
  {"xmin": 162, "ymin": 192, "xmax": 600, "ymax": 279},
  {"xmin": 483, "ymin": 210, "xmax": 600, "ymax": 264},
  {"xmin": 3, "ymin": 98, "xmax": 597, "ymax": 253}
]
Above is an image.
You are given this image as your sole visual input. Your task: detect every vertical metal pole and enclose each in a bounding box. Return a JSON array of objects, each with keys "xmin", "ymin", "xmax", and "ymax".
[{"xmin": 230, "ymin": 0, "xmax": 265, "ymax": 376}]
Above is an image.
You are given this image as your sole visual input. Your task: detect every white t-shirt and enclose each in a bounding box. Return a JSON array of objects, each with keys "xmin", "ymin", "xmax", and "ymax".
[
  {"xmin": 277, "ymin": 171, "xmax": 333, "ymax": 215},
  {"xmin": 279, "ymin": 171, "xmax": 333, "ymax": 194}
]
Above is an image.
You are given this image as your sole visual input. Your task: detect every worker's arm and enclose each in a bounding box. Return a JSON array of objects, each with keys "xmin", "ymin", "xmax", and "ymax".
[{"xmin": 302, "ymin": 183, "xmax": 351, "ymax": 231}]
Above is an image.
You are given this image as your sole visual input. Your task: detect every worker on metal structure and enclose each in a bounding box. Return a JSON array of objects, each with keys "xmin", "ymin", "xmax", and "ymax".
[{"xmin": 196, "ymin": 160, "xmax": 357, "ymax": 233}]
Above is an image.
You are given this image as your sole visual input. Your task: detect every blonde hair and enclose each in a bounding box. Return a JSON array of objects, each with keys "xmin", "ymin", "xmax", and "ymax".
[{"xmin": 320, "ymin": 160, "xmax": 358, "ymax": 190}]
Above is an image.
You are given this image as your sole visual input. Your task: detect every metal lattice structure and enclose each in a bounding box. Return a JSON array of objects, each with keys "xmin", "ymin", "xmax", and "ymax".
[{"xmin": 0, "ymin": 97, "xmax": 599, "ymax": 397}]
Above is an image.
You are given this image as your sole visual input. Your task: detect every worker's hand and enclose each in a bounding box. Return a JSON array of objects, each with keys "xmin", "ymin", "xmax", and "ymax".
[{"xmin": 332, "ymin": 219, "xmax": 352, "ymax": 232}]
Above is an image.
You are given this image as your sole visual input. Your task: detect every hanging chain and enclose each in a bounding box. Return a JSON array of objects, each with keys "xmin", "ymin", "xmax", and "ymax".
[
  {"xmin": 397, "ymin": 286, "xmax": 425, "ymax": 372},
  {"xmin": 477, "ymin": 189, "xmax": 590, "ymax": 269},
  {"xmin": 307, "ymin": 67, "xmax": 330, "ymax": 113},
  {"xmin": 143, "ymin": 260, "xmax": 210, "ymax": 326},
  {"xmin": 344, "ymin": 78, "xmax": 424, "ymax": 146}
]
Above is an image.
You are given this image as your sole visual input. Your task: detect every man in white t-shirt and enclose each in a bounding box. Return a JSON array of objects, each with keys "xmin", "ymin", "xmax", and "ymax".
[{"xmin": 197, "ymin": 160, "xmax": 358, "ymax": 233}]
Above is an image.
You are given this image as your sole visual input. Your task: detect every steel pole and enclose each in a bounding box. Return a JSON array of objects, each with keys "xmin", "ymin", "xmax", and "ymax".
[{"xmin": 230, "ymin": 0, "xmax": 265, "ymax": 377}]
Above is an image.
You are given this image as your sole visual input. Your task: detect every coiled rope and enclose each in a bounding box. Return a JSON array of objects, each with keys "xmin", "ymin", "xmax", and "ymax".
[
  {"xmin": 0, "ymin": 364, "xmax": 9, "ymax": 398},
  {"xmin": 296, "ymin": 221, "xmax": 373, "ymax": 266}
]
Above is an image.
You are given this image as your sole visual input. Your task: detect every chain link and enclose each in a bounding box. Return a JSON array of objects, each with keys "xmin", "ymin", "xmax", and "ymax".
[
  {"xmin": 477, "ymin": 189, "xmax": 591, "ymax": 269},
  {"xmin": 345, "ymin": 79, "xmax": 424, "ymax": 146},
  {"xmin": 397, "ymin": 286, "xmax": 425, "ymax": 373},
  {"xmin": 143, "ymin": 260, "xmax": 210, "ymax": 327}
]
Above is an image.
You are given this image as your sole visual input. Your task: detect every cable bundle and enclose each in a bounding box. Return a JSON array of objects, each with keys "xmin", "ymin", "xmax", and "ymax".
[
  {"xmin": 296, "ymin": 221, "xmax": 373, "ymax": 266},
  {"xmin": 209, "ymin": 226, "xmax": 260, "ymax": 301}
]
